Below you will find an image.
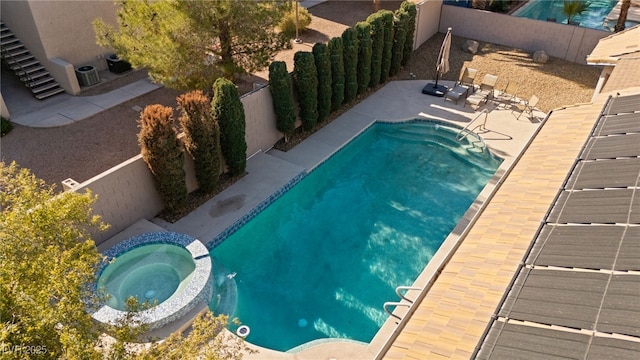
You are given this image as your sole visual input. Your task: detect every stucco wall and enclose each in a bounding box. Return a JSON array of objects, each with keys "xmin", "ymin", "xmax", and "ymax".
[
  {"xmin": 439, "ymin": 5, "xmax": 609, "ymax": 64},
  {"xmin": 241, "ymin": 86, "xmax": 281, "ymax": 156},
  {"xmin": 415, "ymin": 0, "xmax": 443, "ymax": 49}
]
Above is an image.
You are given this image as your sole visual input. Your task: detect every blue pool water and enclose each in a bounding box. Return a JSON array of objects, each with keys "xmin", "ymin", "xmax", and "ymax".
[
  {"xmin": 513, "ymin": 0, "xmax": 617, "ymax": 30},
  {"xmin": 209, "ymin": 120, "xmax": 502, "ymax": 351}
]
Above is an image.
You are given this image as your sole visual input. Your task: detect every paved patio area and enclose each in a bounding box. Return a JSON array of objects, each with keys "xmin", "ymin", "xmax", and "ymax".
[{"xmin": 138, "ymin": 79, "xmax": 548, "ymax": 359}]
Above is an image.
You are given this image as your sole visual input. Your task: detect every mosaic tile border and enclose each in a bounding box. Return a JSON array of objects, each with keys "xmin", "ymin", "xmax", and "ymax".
[{"xmin": 92, "ymin": 232, "xmax": 213, "ymax": 330}]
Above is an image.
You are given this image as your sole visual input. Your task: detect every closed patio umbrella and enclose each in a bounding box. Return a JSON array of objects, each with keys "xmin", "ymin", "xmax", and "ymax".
[{"xmin": 422, "ymin": 27, "xmax": 452, "ymax": 97}]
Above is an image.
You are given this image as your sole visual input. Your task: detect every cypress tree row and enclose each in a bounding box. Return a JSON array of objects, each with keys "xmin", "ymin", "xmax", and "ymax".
[
  {"xmin": 293, "ymin": 51, "xmax": 318, "ymax": 131},
  {"xmin": 212, "ymin": 78, "xmax": 247, "ymax": 176},
  {"xmin": 312, "ymin": 42, "xmax": 332, "ymax": 123},
  {"xmin": 355, "ymin": 21, "xmax": 372, "ymax": 95},
  {"xmin": 328, "ymin": 36, "xmax": 345, "ymax": 111},
  {"xmin": 176, "ymin": 90, "xmax": 221, "ymax": 193},
  {"xmin": 138, "ymin": 104, "xmax": 188, "ymax": 212},
  {"xmin": 400, "ymin": 1, "xmax": 417, "ymax": 66},
  {"xmin": 380, "ymin": 10, "xmax": 394, "ymax": 83},
  {"xmin": 341, "ymin": 27, "xmax": 358, "ymax": 103},
  {"xmin": 390, "ymin": 10, "xmax": 408, "ymax": 76},
  {"xmin": 366, "ymin": 12, "xmax": 384, "ymax": 88},
  {"xmin": 268, "ymin": 61, "xmax": 296, "ymax": 141}
]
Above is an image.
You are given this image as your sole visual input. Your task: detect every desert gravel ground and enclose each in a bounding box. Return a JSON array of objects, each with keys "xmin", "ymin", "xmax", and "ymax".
[{"xmin": 0, "ymin": 1, "xmax": 601, "ymax": 187}]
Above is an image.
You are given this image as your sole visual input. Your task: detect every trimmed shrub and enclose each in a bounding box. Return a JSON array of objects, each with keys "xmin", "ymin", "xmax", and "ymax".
[
  {"xmin": 176, "ymin": 90, "xmax": 221, "ymax": 193},
  {"xmin": 355, "ymin": 21, "xmax": 372, "ymax": 95},
  {"xmin": 328, "ymin": 36, "xmax": 345, "ymax": 111},
  {"xmin": 400, "ymin": 1, "xmax": 417, "ymax": 66},
  {"xmin": 341, "ymin": 27, "xmax": 358, "ymax": 103},
  {"xmin": 380, "ymin": 10, "xmax": 394, "ymax": 83},
  {"xmin": 268, "ymin": 61, "xmax": 296, "ymax": 141},
  {"xmin": 1, "ymin": 117, "xmax": 13, "ymax": 137},
  {"xmin": 212, "ymin": 78, "xmax": 247, "ymax": 176},
  {"xmin": 366, "ymin": 12, "xmax": 384, "ymax": 88},
  {"xmin": 390, "ymin": 10, "xmax": 408, "ymax": 76},
  {"xmin": 312, "ymin": 42, "xmax": 332, "ymax": 123},
  {"xmin": 293, "ymin": 51, "xmax": 318, "ymax": 131},
  {"xmin": 278, "ymin": 5, "xmax": 312, "ymax": 38},
  {"xmin": 138, "ymin": 104, "xmax": 188, "ymax": 212}
]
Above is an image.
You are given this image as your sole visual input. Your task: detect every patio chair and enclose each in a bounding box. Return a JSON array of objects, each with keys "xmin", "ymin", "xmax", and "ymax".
[
  {"xmin": 465, "ymin": 74, "xmax": 499, "ymax": 109},
  {"xmin": 514, "ymin": 95, "xmax": 540, "ymax": 120},
  {"xmin": 496, "ymin": 81, "xmax": 519, "ymax": 107},
  {"xmin": 444, "ymin": 67, "xmax": 479, "ymax": 105}
]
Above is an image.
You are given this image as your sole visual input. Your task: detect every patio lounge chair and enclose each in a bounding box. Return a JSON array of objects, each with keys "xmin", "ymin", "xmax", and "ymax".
[
  {"xmin": 514, "ymin": 95, "xmax": 540, "ymax": 120},
  {"xmin": 444, "ymin": 67, "xmax": 478, "ymax": 105},
  {"xmin": 465, "ymin": 74, "xmax": 498, "ymax": 108}
]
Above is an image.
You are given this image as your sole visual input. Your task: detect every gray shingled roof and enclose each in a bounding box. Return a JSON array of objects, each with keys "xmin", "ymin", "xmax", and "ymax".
[{"xmin": 475, "ymin": 93, "xmax": 640, "ymax": 359}]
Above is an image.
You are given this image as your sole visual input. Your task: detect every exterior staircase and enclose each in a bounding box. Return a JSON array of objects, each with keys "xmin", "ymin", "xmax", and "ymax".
[{"xmin": 0, "ymin": 20, "xmax": 65, "ymax": 100}]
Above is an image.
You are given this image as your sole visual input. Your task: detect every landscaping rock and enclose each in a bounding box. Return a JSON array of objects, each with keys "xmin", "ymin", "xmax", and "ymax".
[
  {"xmin": 462, "ymin": 39, "xmax": 479, "ymax": 54},
  {"xmin": 533, "ymin": 50, "xmax": 549, "ymax": 64}
]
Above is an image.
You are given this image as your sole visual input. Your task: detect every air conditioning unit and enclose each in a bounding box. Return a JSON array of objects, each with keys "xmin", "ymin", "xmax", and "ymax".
[
  {"xmin": 75, "ymin": 65, "xmax": 100, "ymax": 87},
  {"xmin": 106, "ymin": 54, "xmax": 132, "ymax": 74}
]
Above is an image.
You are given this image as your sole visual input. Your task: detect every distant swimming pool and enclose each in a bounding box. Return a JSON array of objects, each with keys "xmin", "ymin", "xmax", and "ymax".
[
  {"xmin": 209, "ymin": 120, "xmax": 502, "ymax": 351},
  {"xmin": 513, "ymin": 0, "xmax": 616, "ymax": 30}
]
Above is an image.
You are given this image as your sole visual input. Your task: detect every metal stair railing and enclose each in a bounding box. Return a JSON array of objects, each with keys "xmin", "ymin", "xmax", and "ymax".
[{"xmin": 383, "ymin": 286, "xmax": 421, "ymax": 320}]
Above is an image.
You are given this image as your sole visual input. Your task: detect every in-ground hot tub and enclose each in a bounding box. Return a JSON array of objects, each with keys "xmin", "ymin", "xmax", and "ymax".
[{"xmin": 92, "ymin": 232, "xmax": 212, "ymax": 330}]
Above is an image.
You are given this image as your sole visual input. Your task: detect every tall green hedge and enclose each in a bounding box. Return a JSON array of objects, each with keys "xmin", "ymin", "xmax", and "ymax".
[
  {"xmin": 366, "ymin": 12, "xmax": 384, "ymax": 88},
  {"xmin": 400, "ymin": 1, "xmax": 417, "ymax": 66},
  {"xmin": 212, "ymin": 78, "xmax": 247, "ymax": 176},
  {"xmin": 380, "ymin": 10, "xmax": 394, "ymax": 83},
  {"xmin": 390, "ymin": 10, "xmax": 408, "ymax": 76},
  {"xmin": 138, "ymin": 104, "xmax": 188, "ymax": 212},
  {"xmin": 177, "ymin": 90, "xmax": 221, "ymax": 193},
  {"xmin": 293, "ymin": 51, "xmax": 318, "ymax": 131},
  {"xmin": 328, "ymin": 37, "xmax": 345, "ymax": 111},
  {"xmin": 341, "ymin": 27, "xmax": 358, "ymax": 103},
  {"xmin": 312, "ymin": 42, "xmax": 332, "ymax": 123},
  {"xmin": 268, "ymin": 61, "xmax": 296, "ymax": 141},
  {"xmin": 355, "ymin": 21, "xmax": 372, "ymax": 95}
]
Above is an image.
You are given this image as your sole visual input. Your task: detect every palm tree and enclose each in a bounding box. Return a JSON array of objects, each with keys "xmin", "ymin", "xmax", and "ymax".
[
  {"xmin": 614, "ymin": 0, "xmax": 632, "ymax": 32},
  {"xmin": 563, "ymin": 0, "xmax": 590, "ymax": 25}
]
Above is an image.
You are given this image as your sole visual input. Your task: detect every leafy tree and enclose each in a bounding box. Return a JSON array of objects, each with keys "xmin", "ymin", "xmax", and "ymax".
[
  {"xmin": 213, "ymin": 78, "xmax": 247, "ymax": 176},
  {"xmin": 293, "ymin": 51, "xmax": 318, "ymax": 131},
  {"xmin": 390, "ymin": 10, "xmax": 408, "ymax": 76},
  {"xmin": 177, "ymin": 90, "xmax": 222, "ymax": 193},
  {"xmin": 94, "ymin": 0, "xmax": 289, "ymax": 90},
  {"xmin": 328, "ymin": 37, "xmax": 345, "ymax": 111},
  {"xmin": 341, "ymin": 27, "xmax": 359, "ymax": 103},
  {"xmin": 380, "ymin": 10, "xmax": 394, "ymax": 83},
  {"xmin": 399, "ymin": 1, "xmax": 417, "ymax": 66},
  {"xmin": 278, "ymin": 3, "xmax": 312, "ymax": 38},
  {"xmin": 268, "ymin": 61, "xmax": 297, "ymax": 141},
  {"xmin": 0, "ymin": 161, "xmax": 107, "ymax": 359},
  {"xmin": 312, "ymin": 43, "xmax": 332, "ymax": 123},
  {"xmin": 367, "ymin": 12, "xmax": 384, "ymax": 87},
  {"xmin": 563, "ymin": 0, "xmax": 590, "ymax": 25},
  {"xmin": 355, "ymin": 21, "xmax": 372, "ymax": 95},
  {"xmin": 138, "ymin": 104, "xmax": 188, "ymax": 213},
  {"xmin": 615, "ymin": 0, "xmax": 631, "ymax": 32}
]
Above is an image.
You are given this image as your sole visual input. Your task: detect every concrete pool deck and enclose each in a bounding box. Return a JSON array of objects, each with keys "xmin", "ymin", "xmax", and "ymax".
[{"xmin": 146, "ymin": 79, "xmax": 547, "ymax": 359}]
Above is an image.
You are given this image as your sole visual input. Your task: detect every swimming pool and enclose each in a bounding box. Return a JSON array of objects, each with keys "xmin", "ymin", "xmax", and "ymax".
[
  {"xmin": 209, "ymin": 120, "xmax": 502, "ymax": 351},
  {"xmin": 513, "ymin": 0, "xmax": 617, "ymax": 30}
]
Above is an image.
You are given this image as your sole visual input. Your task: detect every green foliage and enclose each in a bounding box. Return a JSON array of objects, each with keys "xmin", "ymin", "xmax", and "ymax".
[
  {"xmin": 563, "ymin": 0, "xmax": 590, "ymax": 24},
  {"xmin": 268, "ymin": 61, "xmax": 297, "ymax": 140},
  {"xmin": 293, "ymin": 51, "xmax": 318, "ymax": 131},
  {"xmin": 0, "ymin": 161, "xmax": 107, "ymax": 359},
  {"xmin": 366, "ymin": 12, "xmax": 384, "ymax": 87},
  {"xmin": 341, "ymin": 27, "xmax": 359, "ymax": 103},
  {"xmin": 138, "ymin": 105, "xmax": 188, "ymax": 212},
  {"xmin": 399, "ymin": 1, "xmax": 417, "ymax": 66},
  {"xmin": 278, "ymin": 4, "xmax": 312, "ymax": 38},
  {"xmin": 94, "ymin": 0, "xmax": 289, "ymax": 90},
  {"xmin": 390, "ymin": 10, "xmax": 408, "ymax": 76},
  {"xmin": 380, "ymin": 10, "xmax": 394, "ymax": 83},
  {"xmin": 312, "ymin": 42, "xmax": 332, "ymax": 123},
  {"xmin": 328, "ymin": 37, "xmax": 345, "ymax": 111},
  {"xmin": 355, "ymin": 21, "xmax": 372, "ymax": 95},
  {"xmin": 177, "ymin": 90, "xmax": 222, "ymax": 193},
  {"xmin": 1, "ymin": 116, "xmax": 12, "ymax": 137},
  {"xmin": 212, "ymin": 78, "xmax": 247, "ymax": 176}
]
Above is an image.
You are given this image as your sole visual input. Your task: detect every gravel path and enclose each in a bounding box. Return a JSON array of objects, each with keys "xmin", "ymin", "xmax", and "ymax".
[{"xmin": 0, "ymin": 1, "xmax": 601, "ymax": 188}]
